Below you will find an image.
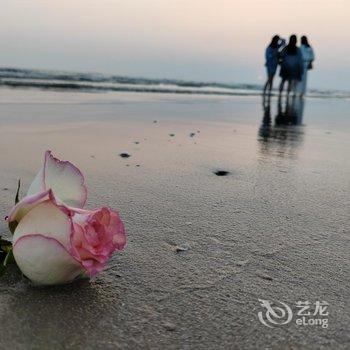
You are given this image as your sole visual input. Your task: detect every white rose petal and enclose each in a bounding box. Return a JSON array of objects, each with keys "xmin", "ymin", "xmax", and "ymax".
[
  {"xmin": 14, "ymin": 234, "xmax": 83, "ymax": 285},
  {"xmin": 27, "ymin": 150, "xmax": 87, "ymax": 208}
]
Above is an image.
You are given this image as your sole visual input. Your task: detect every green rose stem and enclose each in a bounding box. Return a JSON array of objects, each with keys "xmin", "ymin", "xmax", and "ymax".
[
  {"xmin": 0, "ymin": 179, "xmax": 21, "ymax": 276},
  {"xmin": 15, "ymin": 179, "xmax": 21, "ymax": 205}
]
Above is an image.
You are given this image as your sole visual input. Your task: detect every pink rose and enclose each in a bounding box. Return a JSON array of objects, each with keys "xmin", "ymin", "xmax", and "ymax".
[
  {"xmin": 7, "ymin": 151, "xmax": 126, "ymax": 285},
  {"xmin": 70, "ymin": 207, "xmax": 126, "ymax": 276}
]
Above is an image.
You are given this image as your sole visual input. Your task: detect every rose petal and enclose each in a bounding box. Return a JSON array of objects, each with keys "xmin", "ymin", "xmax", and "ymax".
[
  {"xmin": 13, "ymin": 234, "xmax": 84, "ymax": 285},
  {"xmin": 27, "ymin": 150, "xmax": 87, "ymax": 208},
  {"xmin": 7, "ymin": 189, "xmax": 52, "ymax": 224},
  {"xmin": 69, "ymin": 207, "xmax": 126, "ymax": 276},
  {"xmin": 13, "ymin": 198, "xmax": 73, "ymax": 249},
  {"xmin": 26, "ymin": 167, "xmax": 45, "ymax": 195}
]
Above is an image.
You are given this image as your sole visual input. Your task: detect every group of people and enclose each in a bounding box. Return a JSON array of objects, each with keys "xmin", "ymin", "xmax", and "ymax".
[{"xmin": 263, "ymin": 34, "xmax": 315, "ymax": 97}]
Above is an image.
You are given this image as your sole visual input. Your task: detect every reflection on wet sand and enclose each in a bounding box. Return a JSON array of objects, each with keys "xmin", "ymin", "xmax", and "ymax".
[{"xmin": 258, "ymin": 96, "xmax": 305, "ymax": 158}]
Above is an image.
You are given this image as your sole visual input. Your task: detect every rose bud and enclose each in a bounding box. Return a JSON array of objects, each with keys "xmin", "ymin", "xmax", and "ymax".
[{"xmin": 7, "ymin": 151, "xmax": 126, "ymax": 285}]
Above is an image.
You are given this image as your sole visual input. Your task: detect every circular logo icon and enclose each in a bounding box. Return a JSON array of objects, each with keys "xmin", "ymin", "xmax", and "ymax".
[{"xmin": 258, "ymin": 299, "xmax": 293, "ymax": 328}]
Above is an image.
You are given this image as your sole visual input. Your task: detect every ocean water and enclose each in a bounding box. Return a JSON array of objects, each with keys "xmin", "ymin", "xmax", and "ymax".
[{"xmin": 0, "ymin": 67, "xmax": 349, "ymax": 99}]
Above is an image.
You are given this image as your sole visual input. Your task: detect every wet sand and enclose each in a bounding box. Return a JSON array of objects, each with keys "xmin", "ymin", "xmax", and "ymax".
[{"xmin": 0, "ymin": 88, "xmax": 349, "ymax": 349}]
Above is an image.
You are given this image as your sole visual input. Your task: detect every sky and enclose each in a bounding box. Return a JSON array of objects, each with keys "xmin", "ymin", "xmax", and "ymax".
[{"xmin": 0, "ymin": 0, "xmax": 349, "ymax": 90}]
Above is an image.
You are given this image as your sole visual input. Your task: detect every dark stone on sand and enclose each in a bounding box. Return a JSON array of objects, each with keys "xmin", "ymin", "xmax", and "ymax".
[
  {"xmin": 169, "ymin": 133, "xmax": 175, "ymax": 137},
  {"xmin": 3, "ymin": 188, "xmax": 8, "ymax": 191},
  {"xmin": 134, "ymin": 141, "xmax": 140, "ymax": 144},
  {"xmin": 235, "ymin": 260, "xmax": 249, "ymax": 267},
  {"xmin": 214, "ymin": 170, "xmax": 230, "ymax": 176},
  {"xmin": 136, "ymin": 164, "xmax": 140, "ymax": 167},
  {"xmin": 153, "ymin": 120, "xmax": 157, "ymax": 123},
  {"xmin": 119, "ymin": 153, "xmax": 131, "ymax": 158},
  {"xmin": 189, "ymin": 132, "xmax": 196, "ymax": 137}
]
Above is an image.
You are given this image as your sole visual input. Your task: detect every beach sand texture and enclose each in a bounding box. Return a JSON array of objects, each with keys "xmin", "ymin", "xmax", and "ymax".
[{"xmin": 0, "ymin": 89, "xmax": 349, "ymax": 349}]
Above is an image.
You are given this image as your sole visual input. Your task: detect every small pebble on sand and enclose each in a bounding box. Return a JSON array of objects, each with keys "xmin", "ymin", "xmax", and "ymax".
[
  {"xmin": 119, "ymin": 153, "xmax": 131, "ymax": 158},
  {"xmin": 175, "ymin": 243, "xmax": 190, "ymax": 253},
  {"xmin": 162, "ymin": 321, "xmax": 176, "ymax": 331},
  {"xmin": 214, "ymin": 170, "xmax": 230, "ymax": 176}
]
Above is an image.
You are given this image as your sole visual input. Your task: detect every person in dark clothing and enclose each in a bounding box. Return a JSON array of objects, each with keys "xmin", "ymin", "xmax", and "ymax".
[{"xmin": 278, "ymin": 35, "xmax": 303, "ymax": 96}]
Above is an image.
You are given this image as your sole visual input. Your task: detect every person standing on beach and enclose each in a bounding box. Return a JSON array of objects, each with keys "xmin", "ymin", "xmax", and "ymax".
[
  {"xmin": 263, "ymin": 35, "xmax": 286, "ymax": 95},
  {"xmin": 298, "ymin": 35, "xmax": 315, "ymax": 96},
  {"xmin": 279, "ymin": 35, "xmax": 303, "ymax": 96}
]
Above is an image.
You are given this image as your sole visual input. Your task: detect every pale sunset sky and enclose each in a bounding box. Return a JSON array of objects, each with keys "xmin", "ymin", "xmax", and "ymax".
[{"xmin": 1, "ymin": 0, "xmax": 349, "ymax": 89}]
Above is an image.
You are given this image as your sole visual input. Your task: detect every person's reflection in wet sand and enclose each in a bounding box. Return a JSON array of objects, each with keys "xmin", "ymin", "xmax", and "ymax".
[
  {"xmin": 275, "ymin": 94, "xmax": 305, "ymax": 126},
  {"xmin": 258, "ymin": 95, "xmax": 305, "ymax": 159},
  {"xmin": 259, "ymin": 95, "xmax": 272, "ymax": 141}
]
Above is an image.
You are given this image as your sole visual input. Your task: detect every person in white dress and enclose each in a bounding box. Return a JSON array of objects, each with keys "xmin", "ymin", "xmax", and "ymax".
[{"xmin": 298, "ymin": 36, "xmax": 315, "ymax": 96}]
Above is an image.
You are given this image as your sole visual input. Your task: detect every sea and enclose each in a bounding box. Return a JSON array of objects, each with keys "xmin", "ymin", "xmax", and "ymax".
[{"xmin": 0, "ymin": 67, "xmax": 348, "ymax": 99}]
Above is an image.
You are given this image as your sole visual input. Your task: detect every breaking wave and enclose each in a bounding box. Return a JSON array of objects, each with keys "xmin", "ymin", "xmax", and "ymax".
[{"xmin": 0, "ymin": 67, "xmax": 348, "ymax": 98}]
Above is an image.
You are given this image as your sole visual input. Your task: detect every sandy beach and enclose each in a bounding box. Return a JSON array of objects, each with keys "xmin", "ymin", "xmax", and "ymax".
[{"xmin": 0, "ymin": 87, "xmax": 349, "ymax": 349}]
